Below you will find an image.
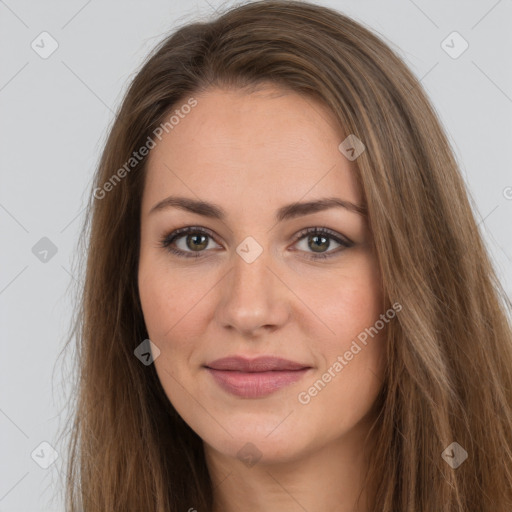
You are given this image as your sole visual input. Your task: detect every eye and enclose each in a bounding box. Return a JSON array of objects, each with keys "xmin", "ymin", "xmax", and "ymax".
[
  {"xmin": 159, "ymin": 226, "xmax": 353, "ymax": 260},
  {"xmin": 291, "ymin": 226, "xmax": 353, "ymax": 260},
  {"xmin": 159, "ymin": 226, "xmax": 221, "ymax": 259}
]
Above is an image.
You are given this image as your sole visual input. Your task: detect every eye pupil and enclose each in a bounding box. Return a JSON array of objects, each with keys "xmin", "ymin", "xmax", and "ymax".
[
  {"xmin": 309, "ymin": 235, "xmax": 329, "ymax": 252},
  {"xmin": 187, "ymin": 234, "xmax": 208, "ymax": 251}
]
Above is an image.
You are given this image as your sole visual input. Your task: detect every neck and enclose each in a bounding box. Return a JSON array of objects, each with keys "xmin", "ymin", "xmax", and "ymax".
[{"xmin": 205, "ymin": 416, "xmax": 377, "ymax": 512}]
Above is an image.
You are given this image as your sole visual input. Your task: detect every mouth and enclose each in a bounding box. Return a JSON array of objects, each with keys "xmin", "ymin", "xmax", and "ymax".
[{"xmin": 204, "ymin": 356, "xmax": 312, "ymax": 398}]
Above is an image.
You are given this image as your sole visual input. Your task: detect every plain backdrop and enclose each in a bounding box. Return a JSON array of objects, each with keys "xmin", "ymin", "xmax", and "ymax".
[{"xmin": 1, "ymin": 0, "xmax": 511, "ymax": 510}]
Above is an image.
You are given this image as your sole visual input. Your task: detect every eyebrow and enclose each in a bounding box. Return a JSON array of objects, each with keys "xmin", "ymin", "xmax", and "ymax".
[{"xmin": 148, "ymin": 195, "xmax": 366, "ymax": 221}]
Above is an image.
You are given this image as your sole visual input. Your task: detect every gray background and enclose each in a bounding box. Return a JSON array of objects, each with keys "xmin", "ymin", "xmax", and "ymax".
[{"xmin": 1, "ymin": 0, "xmax": 511, "ymax": 510}]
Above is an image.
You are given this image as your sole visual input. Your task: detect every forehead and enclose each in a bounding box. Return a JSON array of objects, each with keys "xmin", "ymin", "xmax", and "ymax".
[{"xmin": 142, "ymin": 86, "xmax": 362, "ymax": 214}]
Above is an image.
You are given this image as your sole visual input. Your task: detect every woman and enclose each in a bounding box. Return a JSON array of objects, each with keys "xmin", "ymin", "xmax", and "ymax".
[{"xmin": 59, "ymin": 1, "xmax": 512, "ymax": 510}]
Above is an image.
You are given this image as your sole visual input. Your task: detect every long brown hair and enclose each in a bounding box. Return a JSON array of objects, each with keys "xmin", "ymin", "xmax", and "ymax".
[{"xmin": 56, "ymin": 1, "xmax": 512, "ymax": 510}]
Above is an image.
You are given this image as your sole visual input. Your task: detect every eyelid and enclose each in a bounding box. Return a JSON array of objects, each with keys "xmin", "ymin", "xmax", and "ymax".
[{"xmin": 291, "ymin": 226, "xmax": 353, "ymax": 246}]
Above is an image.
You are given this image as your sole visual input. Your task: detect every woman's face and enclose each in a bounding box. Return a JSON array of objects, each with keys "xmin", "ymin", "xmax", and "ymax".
[{"xmin": 138, "ymin": 85, "xmax": 387, "ymax": 465}]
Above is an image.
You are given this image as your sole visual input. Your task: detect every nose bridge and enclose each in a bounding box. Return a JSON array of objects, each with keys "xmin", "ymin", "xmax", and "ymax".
[
  {"xmin": 216, "ymin": 241, "xmax": 289, "ymax": 334},
  {"xmin": 231, "ymin": 246, "xmax": 270, "ymax": 296}
]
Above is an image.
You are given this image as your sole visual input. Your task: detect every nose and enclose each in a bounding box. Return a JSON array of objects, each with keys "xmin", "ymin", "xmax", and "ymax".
[{"xmin": 215, "ymin": 246, "xmax": 291, "ymax": 337}]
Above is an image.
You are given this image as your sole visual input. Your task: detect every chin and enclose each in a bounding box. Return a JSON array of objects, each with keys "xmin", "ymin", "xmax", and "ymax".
[{"xmin": 201, "ymin": 420, "xmax": 317, "ymax": 467}]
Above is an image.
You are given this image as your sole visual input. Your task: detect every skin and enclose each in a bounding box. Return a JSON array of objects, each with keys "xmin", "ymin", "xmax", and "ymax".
[{"xmin": 138, "ymin": 84, "xmax": 387, "ymax": 512}]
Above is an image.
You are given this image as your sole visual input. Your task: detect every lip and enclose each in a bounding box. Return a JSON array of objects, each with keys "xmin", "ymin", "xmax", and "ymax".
[{"xmin": 204, "ymin": 356, "xmax": 312, "ymax": 398}]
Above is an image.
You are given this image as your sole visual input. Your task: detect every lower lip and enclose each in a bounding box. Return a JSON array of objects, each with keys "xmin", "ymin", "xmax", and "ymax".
[{"xmin": 206, "ymin": 368, "xmax": 311, "ymax": 398}]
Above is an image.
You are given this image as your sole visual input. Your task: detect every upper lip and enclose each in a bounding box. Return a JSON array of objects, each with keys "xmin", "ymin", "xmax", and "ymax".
[{"xmin": 205, "ymin": 356, "xmax": 311, "ymax": 372}]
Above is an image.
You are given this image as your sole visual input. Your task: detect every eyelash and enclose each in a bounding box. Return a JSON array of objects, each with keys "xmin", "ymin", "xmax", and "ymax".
[{"xmin": 159, "ymin": 226, "xmax": 354, "ymax": 261}]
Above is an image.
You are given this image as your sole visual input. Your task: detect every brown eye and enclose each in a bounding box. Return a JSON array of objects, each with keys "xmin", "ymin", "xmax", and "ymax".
[
  {"xmin": 308, "ymin": 234, "xmax": 330, "ymax": 253},
  {"xmin": 160, "ymin": 226, "xmax": 353, "ymax": 261},
  {"xmin": 160, "ymin": 226, "xmax": 221, "ymax": 259},
  {"xmin": 293, "ymin": 227, "xmax": 353, "ymax": 260},
  {"xmin": 185, "ymin": 233, "xmax": 209, "ymax": 251}
]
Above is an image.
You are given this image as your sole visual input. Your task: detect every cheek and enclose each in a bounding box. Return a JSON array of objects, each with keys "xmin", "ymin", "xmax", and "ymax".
[
  {"xmin": 298, "ymin": 252, "xmax": 386, "ymax": 408},
  {"xmin": 138, "ymin": 261, "xmax": 209, "ymax": 342},
  {"xmin": 137, "ymin": 260, "xmax": 215, "ymax": 405},
  {"xmin": 138, "ymin": 273, "xmax": 174, "ymax": 340},
  {"xmin": 306, "ymin": 251, "xmax": 383, "ymax": 346},
  {"xmin": 138, "ymin": 266, "xmax": 200, "ymax": 406}
]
